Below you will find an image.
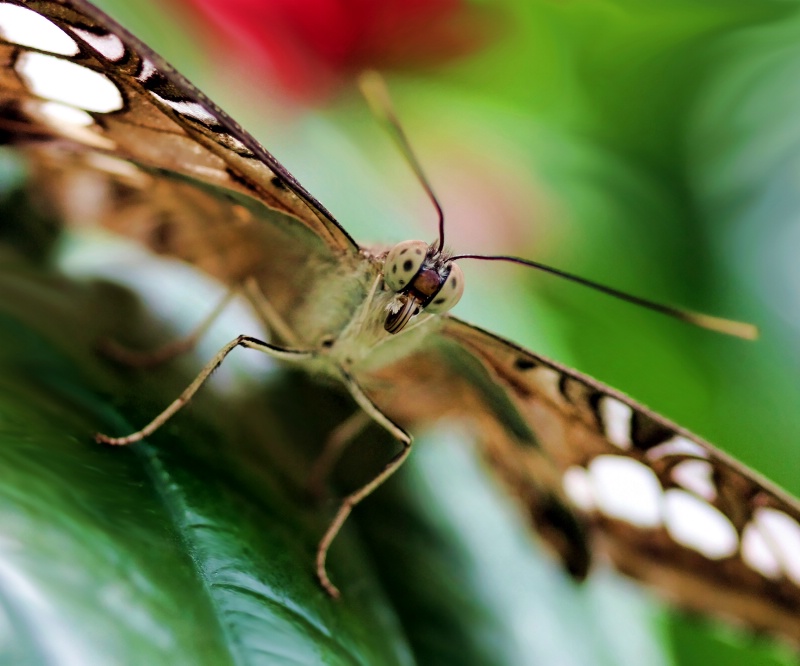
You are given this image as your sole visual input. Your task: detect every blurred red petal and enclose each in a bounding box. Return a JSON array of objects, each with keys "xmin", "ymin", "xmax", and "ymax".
[{"xmin": 181, "ymin": 0, "xmax": 500, "ymax": 100}]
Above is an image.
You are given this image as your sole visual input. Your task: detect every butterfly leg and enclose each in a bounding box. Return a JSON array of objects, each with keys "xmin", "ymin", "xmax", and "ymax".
[
  {"xmin": 306, "ymin": 410, "xmax": 372, "ymax": 500},
  {"xmin": 99, "ymin": 288, "xmax": 238, "ymax": 367},
  {"xmin": 242, "ymin": 276, "xmax": 302, "ymax": 347},
  {"xmin": 316, "ymin": 370, "xmax": 412, "ymax": 598},
  {"xmin": 95, "ymin": 335, "xmax": 313, "ymax": 445}
]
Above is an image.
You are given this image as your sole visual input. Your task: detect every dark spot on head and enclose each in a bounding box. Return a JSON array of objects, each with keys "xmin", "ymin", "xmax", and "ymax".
[
  {"xmin": 403, "ymin": 259, "xmax": 414, "ymax": 272},
  {"xmin": 433, "ymin": 297, "xmax": 445, "ymax": 305},
  {"xmin": 514, "ymin": 357, "xmax": 536, "ymax": 371},
  {"xmin": 270, "ymin": 175, "xmax": 286, "ymax": 190},
  {"xmin": 413, "ymin": 307, "xmax": 420, "ymax": 315},
  {"xmin": 399, "ymin": 279, "xmax": 405, "ymax": 286},
  {"xmin": 451, "ymin": 278, "xmax": 458, "ymax": 288},
  {"xmin": 400, "ymin": 248, "xmax": 408, "ymax": 255},
  {"xmin": 320, "ymin": 336, "xmax": 335, "ymax": 349},
  {"xmin": 415, "ymin": 248, "xmax": 422, "ymax": 255},
  {"xmin": 392, "ymin": 265, "xmax": 397, "ymax": 274}
]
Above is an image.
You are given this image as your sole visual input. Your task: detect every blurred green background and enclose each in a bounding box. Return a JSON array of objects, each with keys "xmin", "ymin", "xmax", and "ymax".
[{"xmin": 2, "ymin": 0, "xmax": 800, "ymax": 663}]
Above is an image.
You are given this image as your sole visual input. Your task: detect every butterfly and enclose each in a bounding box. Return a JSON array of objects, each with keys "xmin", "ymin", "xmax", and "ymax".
[{"xmin": 1, "ymin": 0, "xmax": 799, "ymax": 649}]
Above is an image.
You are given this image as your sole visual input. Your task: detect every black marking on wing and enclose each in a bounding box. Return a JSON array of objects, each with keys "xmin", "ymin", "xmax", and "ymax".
[
  {"xmin": 557, "ymin": 372, "xmax": 573, "ymax": 404},
  {"xmin": 514, "ymin": 356, "xmax": 536, "ymax": 371},
  {"xmin": 630, "ymin": 410, "xmax": 675, "ymax": 451},
  {"xmin": 225, "ymin": 166, "xmax": 258, "ymax": 194},
  {"xmin": 537, "ymin": 492, "xmax": 590, "ymax": 579},
  {"xmin": 585, "ymin": 390, "xmax": 605, "ymax": 433}
]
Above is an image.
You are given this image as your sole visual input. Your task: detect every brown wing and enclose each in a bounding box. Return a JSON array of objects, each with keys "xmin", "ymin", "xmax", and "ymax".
[
  {"xmin": 445, "ymin": 318, "xmax": 800, "ymax": 642},
  {"xmin": 24, "ymin": 143, "xmax": 365, "ymax": 342},
  {"xmin": 0, "ymin": 0, "xmax": 357, "ymax": 255},
  {"xmin": 366, "ymin": 316, "xmax": 800, "ymax": 644}
]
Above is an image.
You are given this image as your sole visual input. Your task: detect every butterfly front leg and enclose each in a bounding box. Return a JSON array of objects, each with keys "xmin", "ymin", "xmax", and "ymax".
[{"xmin": 95, "ymin": 335, "xmax": 313, "ymax": 445}]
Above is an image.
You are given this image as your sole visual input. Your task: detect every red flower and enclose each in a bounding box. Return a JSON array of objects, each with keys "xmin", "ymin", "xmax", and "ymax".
[{"xmin": 180, "ymin": 0, "xmax": 498, "ymax": 101}]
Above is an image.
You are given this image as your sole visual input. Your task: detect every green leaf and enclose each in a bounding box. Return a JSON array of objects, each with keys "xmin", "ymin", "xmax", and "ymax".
[{"xmin": 0, "ymin": 252, "xmax": 412, "ymax": 665}]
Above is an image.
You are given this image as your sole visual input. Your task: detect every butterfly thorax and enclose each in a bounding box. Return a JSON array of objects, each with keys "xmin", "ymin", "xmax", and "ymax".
[{"xmin": 296, "ymin": 242, "xmax": 456, "ymax": 379}]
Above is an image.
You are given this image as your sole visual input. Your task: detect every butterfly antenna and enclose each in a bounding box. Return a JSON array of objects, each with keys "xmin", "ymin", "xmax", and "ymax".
[
  {"xmin": 451, "ymin": 253, "xmax": 759, "ymax": 340},
  {"xmin": 359, "ymin": 71, "xmax": 447, "ymax": 254}
]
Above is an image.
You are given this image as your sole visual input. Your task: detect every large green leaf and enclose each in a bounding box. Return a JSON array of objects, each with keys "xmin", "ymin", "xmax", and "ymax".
[{"xmin": 0, "ymin": 250, "xmax": 415, "ymax": 665}]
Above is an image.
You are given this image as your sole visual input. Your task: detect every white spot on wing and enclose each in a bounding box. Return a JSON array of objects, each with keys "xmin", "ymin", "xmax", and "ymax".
[
  {"xmin": 84, "ymin": 153, "xmax": 145, "ymax": 181},
  {"xmin": 671, "ymin": 459, "xmax": 716, "ymax": 501},
  {"xmin": 15, "ymin": 52, "xmax": 123, "ymax": 113},
  {"xmin": 645, "ymin": 435, "xmax": 709, "ymax": 461},
  {"xmin": 530, "ymin": 366, "xmax": 564, "ymax": 404},
  {"xmin": 38, "ymin": 100, "xmax": 93, "ymax": 127},
  {"xmin": 148, "ymin": 91, "xmax": 218, "ymax": 125},
  {"xmin": 27, "ymin": 99, "xmax": 114, "ymax": 149},
  {"xmin": 70, "ymin": 28, "xmax": 125, "ymax": 62},
  {"xmin": 589, "ymin": 455, "xmax": 662, "ymax": 527},
  {"xmin": 137, "ymin": 58, "xmax": 156, "ymax": 83},
  {"xmin": 663, "ymin": 489, "xmax": 738, "ymax": 559},
  {"xmin": 753, "ymin": 507, "xmax": 800, "ymax": 585},
  {"xmin": 598, "ymin": 396, "xmax": 633, "ymax": 449},
  {"xmin": 742, "ymin": 521, "xmax": 782, "ymax": 579},
  {"xmin": 563, "ymin": 466, "xmax": 595, "ymax": 512},
  {"xmin": 0, "ymin": 4, "xmax": 79, "ymax": 55}
]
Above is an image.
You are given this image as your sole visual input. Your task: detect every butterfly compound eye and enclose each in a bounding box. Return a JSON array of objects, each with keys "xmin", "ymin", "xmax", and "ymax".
[
  {"xmin": 384, "ymin": 240, "xmax": 429, "ymax": 292},
  {"xmin": 425, "ymin": 262, "xmax": 464, "ymax": 314}
]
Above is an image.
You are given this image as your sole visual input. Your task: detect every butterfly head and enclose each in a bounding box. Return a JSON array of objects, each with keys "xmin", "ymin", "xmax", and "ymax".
[{"xmin": 382, "ymin": 240, "xmax": 464, "ymax": 334}]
